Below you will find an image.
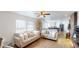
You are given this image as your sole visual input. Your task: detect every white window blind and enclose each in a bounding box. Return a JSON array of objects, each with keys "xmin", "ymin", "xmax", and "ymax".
[
  {"xmin": 26, "ymin": 21, "xmax": 34, "ymax": 31},
  {"xmin": 16, "ymin": 20, "xmax": 26, "ymax": 33}
]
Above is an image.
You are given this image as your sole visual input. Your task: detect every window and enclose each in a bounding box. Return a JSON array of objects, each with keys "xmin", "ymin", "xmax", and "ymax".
[
  {"xmin": 26, "ymin": 21, "xmax": 34, "ymax": 31},
  {"xmin": 16, "ymin": 20, "xmax": 26, "ymax": 33}
]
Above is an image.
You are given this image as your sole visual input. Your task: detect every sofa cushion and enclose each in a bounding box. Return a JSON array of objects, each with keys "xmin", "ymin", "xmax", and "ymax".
[
  {"xmin": 23, "ymin": 33, "xmax": 28, "ymax": 40},
  {"xmin": 33, "ymin": 31, "xmax": 40, "ymax": 36},
  {"xmin": 24, "ymin": 32, "xmax": 34, "ymax": 38},
  {"xmin": 14, "ymin": 33, "xmax": 24, "ymax": 40}
]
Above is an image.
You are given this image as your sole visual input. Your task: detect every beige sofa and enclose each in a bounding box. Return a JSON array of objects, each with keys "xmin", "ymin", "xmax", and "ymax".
[{"xmin": 14, "ymin": 31, "xmax": 40, "ymax": 48}]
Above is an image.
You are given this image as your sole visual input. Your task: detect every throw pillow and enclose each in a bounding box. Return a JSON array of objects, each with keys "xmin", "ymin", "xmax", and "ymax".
[
  {"xmin": 28, "ymin": 32, "xmax": 34, "ymax": 38},
  {"xmin": 15, "ymin": 33, "xmax": 24, "ymax": 39},
  {"xmin": 19, "ymin": 34, "xmax": 24, "ymax": 39},
  {"xmin": 23, "ymin": 33, "xmax": 28, "ymax": 40}
]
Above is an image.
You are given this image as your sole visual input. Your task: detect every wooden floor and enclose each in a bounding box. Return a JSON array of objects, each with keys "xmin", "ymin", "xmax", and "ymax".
[
  {"xmin": 26, "ymin": 38, "xmax": 74, "ymax": 48},
  {"xmin": 26, "ymin": 32, "xmax": 74, "ymax": 48}
]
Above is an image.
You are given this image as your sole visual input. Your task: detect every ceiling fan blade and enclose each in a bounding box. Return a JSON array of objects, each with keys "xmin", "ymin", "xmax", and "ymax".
[{"xmin": 43, "ymin": 13, "xmax": 50, "ymax": 15}]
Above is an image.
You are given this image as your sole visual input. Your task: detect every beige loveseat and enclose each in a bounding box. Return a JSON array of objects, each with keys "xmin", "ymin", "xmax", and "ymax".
[
  {"xmin": 14, "ymin": 31, "xmax": 40, "ymax": 48},
  {"xmin": 41, "ymin": 29, "xmax": 58, "ymax": 40}
]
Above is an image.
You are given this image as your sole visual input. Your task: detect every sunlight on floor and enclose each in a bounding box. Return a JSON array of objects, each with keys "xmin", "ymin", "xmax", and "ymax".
[
  {"xmin": 57, "ymin": 31, "xmax": 74, "ymax": 48},
  {"xmin": 58, "ymin": 38, "xmax": 74, "ymax": 48}
]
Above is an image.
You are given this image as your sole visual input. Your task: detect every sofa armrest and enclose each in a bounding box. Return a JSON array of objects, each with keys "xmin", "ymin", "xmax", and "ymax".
[
  {"xmin": 0, "ymin": 38, "xmax": 3, "ymax": 48},
  {"xmin": 14, "ymin": 37, "xmax": 22, "ymax": 47},
  {"xmin": 54, "ymin": 32, "xmax": 58, "ymax": 40}
]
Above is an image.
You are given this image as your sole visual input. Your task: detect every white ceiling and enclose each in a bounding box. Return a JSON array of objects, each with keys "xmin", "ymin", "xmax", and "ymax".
[
  {"xmin": 12, "ymin": 11, "xmax": 74, "ymax": 20},
  {"xmin": 13, "ymin": 11, "xmax": 37, "ymax": 18}
]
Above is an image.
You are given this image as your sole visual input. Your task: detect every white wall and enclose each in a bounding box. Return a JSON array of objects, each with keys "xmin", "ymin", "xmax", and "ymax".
[{"xmin": 0, "ymin": 11, "xmax": 35, "ymax": 45}]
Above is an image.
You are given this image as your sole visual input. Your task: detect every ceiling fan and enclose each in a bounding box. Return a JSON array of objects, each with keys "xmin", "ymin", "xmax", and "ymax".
[{"xmin": 37, "ymin": 11, "xmax": 50, "ymax": 17}]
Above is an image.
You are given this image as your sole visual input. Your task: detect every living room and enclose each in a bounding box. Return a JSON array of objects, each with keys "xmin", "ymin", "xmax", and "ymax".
[{"xmin": 0, "ymin": 11, "xmax": 78, "ymax": 48}]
